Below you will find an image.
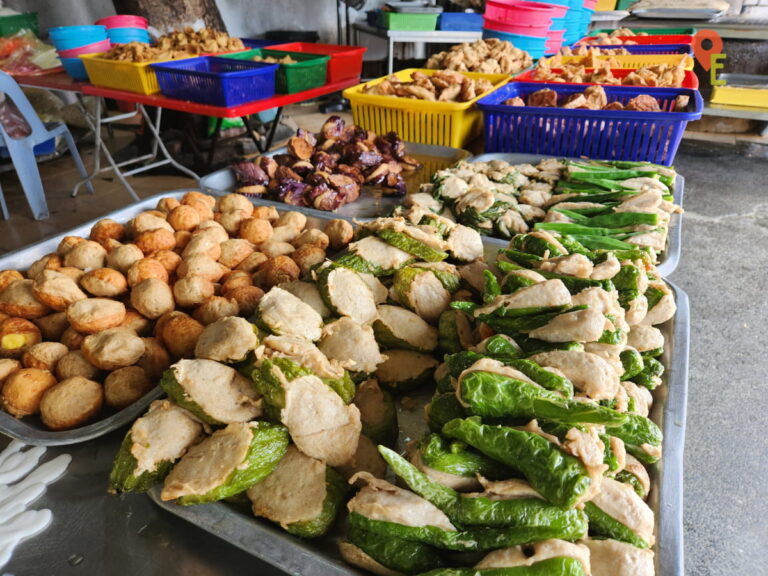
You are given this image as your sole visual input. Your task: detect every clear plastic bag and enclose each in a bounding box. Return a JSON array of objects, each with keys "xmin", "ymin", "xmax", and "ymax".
[
  {"xmin": 0, "ymin": 94, "xmax": 31, "ymax": 139},
  {"xmin": 0, "ymin": 30, "xmax": 59, "ymax": 76}
]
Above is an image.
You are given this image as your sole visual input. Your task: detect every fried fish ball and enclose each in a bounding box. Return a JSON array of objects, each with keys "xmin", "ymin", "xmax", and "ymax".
[
  {"xmin": 22, "ymin": 342, "xmax": 69, "ymax": 371},
  {"xmin": 255, "ymin": 256, "xmax": 300, "ymax": 289},
  {"xmin": 220, "ymin": 270, "xmax": 252, "ymax": 293},
  {"xmin": 134, "ymin": 228, "xmax": 176, "ymax": 254},
  {"xmin": 184, "ymin": 198, "xmax": 214, "ymax": 222},
  {"xmin": 107, "ymin": 243, "xmax": 144, "ymax": 274},
  {"xmin": 293, "ymin": 229, "xmax": 330, "ymax": 250},
  {"xmin": 156, "ymin": 196, "xmax": 181, "ymax": 214},
  {"xmin": 27, "ymin": 254, "xmax": 62, "ymax": 281},
  {"xmin": 32, "ymin": 270, "xmax": 87, "ymax": 311},
  {"xmin": 192, "ymin": 296, "xmax": 238, "ymax": 326},
  {"xmin": 252, "ymin": 205, "xmax": 279, "ymax": 222},
  {"xmin": 181, "ymin": 233, "xmax": 222, "ymax": 261},
  {"xmin": 276, "ymin": 211, "xmax": 307, "ymax": 232},
  {"xmin": 158, "ymin": 314, "xmax": 204, "ymax": 359},
  {"xmin": 177, "ymin": 255, "xmax": 227, "ymax": 283},
  {"xmin": 2, "ymin": 368, "xmax": 57, "ymax": 417},
  {"xmin": 0, "ymin": 280, "xmax": 51, "ymax": 319},
  {"xmin": 55, "ymin": 350, "xmax": 100, "ymax": 381},
  {"xmin": 173, "ymin": 276, "xmax": 215, "ymax": 308},
  {"xmin": 223, "ymin": 285, "xmax": 263, "ymax": 317},
  {"xmin": 40, "ymin": 377, "xmax": 104, "ymax": 430},
  {"xmin": 181, "ymin": 191, "xmax": 216, "ymax": 210},
  {"xmin": 136, "ymin": 337, "xmax": 170, "ymax": 381},
  {"xmin": 33, "ymin": 312, "xmax": 69, "ymax": 342},
  {"xmin": 60, "ymin": 326, "xmax": 85, "ymax": 350},
  {"xmin": 0, "ymin": 358, "xmax": 21, "ymax": 385},
  {"xmin": 56, "ymin": 267, "xmax": 86, "ymax": 283},
  {"xmin": 80, "ymin": 268, "xmax": 128, "ymax": 298},
  {"xmin": 195, "ymin": 220, "xmax": 229, "ymax": 240},
  {"xmin": 269, "ymin": 226, "xmax": 301, "ymax": 244},
  {"xmin": 130, "ymin": 212, "xmax": 174, "ymax": 235},
  {"xmin": 218, "ymin": 193, "xmax": 254, "ymax": 216},
  {"xmin": 167, "ymin": 205, "xmax": 201, "ymax": 232},
  {"xmin": 90, "ymin": 218, "xmax": 126, "ymax": 246},
  {"xmin": 67, "ymin": 298, "xmax": 126, "ymax": 334},
  {"xmin": 0, "ymin": 318, "xmax": 42, "ymax": 358},
  {"xmin": 63, "ymin": 240, "xmax": 107, "ymax": 270},
  {"xmin": 235, "ymin": 252, "xmax": 268, "ymax": 274},
  {"xmin": 291, "ymin": 244, "xmax": 326, "ymax": 276},
  {"xmin": 239, "ymin": 218, "xmax": 273, "ymax": 245},
  {"xmin": 82, "ymin": 328, "xmax": 146, "ymax": 370},
  {"xmin": 259, "ymin": 241, "xmax": 295, "ymax": 259},
  {"xmin": 57, "ymin": 236, "xmax": 85, "ymax": 257},
  {"xmin": 131, "ymin": 279, "xmax": 175, "ymax": 319},
  {"xmin": 104, "ymin": 366, "xmax": 152, "ymax": 409},
  {"xmin": 150, "ymin": 250, "xmax": 182, "ymax": 274},
  {"xmin": 118, "ymin": 309, "xmax": 152, "ymax": 336},
  {"xmin": 218, "ymin": 239, "xmax": 254, "ymax": 269},
  {"xmin": 174, "ymin": 230, "xmax": 192, "ymax": 251},
  {"xmin": 324, "ymin": 219, "xmax": 354, "ymax": 250},
  {"xmin": 101, "ymin": 239, "xmax": 123, "ymax": 253},
  {"xmin": 216, "ymin": 209, "xmax": 250, "ymax": 236},
  {"xmin": 127, "ymin": 258, "xmax": 169, "ymax": 287},
  {"xmin": 0, "ymin": 270, "xmax": 24, "ymax": 293}
]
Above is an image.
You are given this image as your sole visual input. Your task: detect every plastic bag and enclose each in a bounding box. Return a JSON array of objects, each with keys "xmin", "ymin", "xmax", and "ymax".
[
  {"xmin": 0, "ymin": 94, "xmax": 31, "ymax": 139},
  {"xmin": 0, "ymin": 30, "xmax": 59, "ymax": 76}
]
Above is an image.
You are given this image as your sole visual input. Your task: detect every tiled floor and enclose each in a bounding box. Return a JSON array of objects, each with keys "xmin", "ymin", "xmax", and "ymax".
[{"xmin": 0, "ymin": 105, "xmax": 351, "ymax": 255}]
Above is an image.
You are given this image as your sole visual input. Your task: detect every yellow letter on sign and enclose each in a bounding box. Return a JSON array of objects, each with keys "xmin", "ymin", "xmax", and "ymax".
[{"xmin": 711, "ymin": 54, "xmax": 726, "ymax": 86}]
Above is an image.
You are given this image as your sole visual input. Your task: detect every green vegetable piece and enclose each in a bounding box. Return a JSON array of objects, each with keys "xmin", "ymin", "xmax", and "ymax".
[
  {"xmin": 535, "ymin": 270, "xmax": 612, "ymax": 295},
  {"xmin": 598, "ymin": 316, "xmax": 624, "ymax": 345},
  {"xmin": 501, "ymin": 272, "xmax": 537, "ymax": 294},
  {"xmin": 177, "ymin": 422, "xmax": 289, "ymax": 505},
  {"xmin": 584, "ymin": 501, "xmax": 650, "ymax": 548},
  {"xmin": 416, "ymin": 557, "xmax": 588, "ymax": 576},
  {"xmin": 483, "ymin": 270, "xmax": 501, "ymax": 304},
  {"xmin": 610, "ymin": 414, "xmax": 662, "ymax": 464},
  {"xmin": 580, "ymin": 212, "xmax": 658, "ymax": 229},
  {"xmin": 482, "ymin": 335, "xmax": 524, "ymax": 361},
  {"xmin": 377, "ymin": 228, "xmax": 448, "ymax": 262},
  {"xmin": 356, "ymin": 379, "xmax": 398, "ymax": 447},
  {"xmin": 615, "ymin": 469, "xmax": 648, "ymax": 499},
  {"xmin": 449, "ymin": 300, "xmax": 478, "ymax": 312},
  {"xmin": 620, "ymin": 349, "xmax": 644, "ymax": 380},
  {"xmin": 499, "ymin": 249, "xmax": 543, "ymax": 268},
  {"xmin": 348, "ymin": 526, "xmax": 444, "ymax": 574},
  {"xmin": 481, "ymin": 306, "xmax": 585, "ymax": 335},
  {"xmin": 503, "ymin": 359, "xmax": 573, "ymax": 398},
  {"xmin": 284, "ymin": 468, "xmax": 347, "ymax": 538},
  {"xmin": 511, "ymin": 234, "xmax": 564, "ymax": 258},
  {"xmin": 380, "ymin": 446, "xmax": 589, "ymax": 534},
  {"xmin": 442, "ymin": 418, "xmax": 592, "ymax": 508},
  {"xmin": 419, "ymin": 214, "xmax": 453, "ymax": 237},
  {"xmin": 333, "ymin": 252, "xmax": 390, "ymax": 277},
  {"xmin": 645, "ymin": 285, "xmax": 666, "ymax": 311},
  {"xmin": 612, "ymin": 264, "xmax": 641, "ymax": 292},
  {"xmin": 377, "ymin": 350, "xmax": 439, "ymax": 394},
  {"xmin": 445, "ymin": 351, "xmax": 486, "ymax": 379},
  {"xmin": 109, "ymin": 432, "xmax": 174, "ymax": 494},
  {"xmin": 631, "ymin": 357, "xmax": 664, "ymax": 390},
  {"xmin": 438, "ymin": 310, "xmax": 474, "ymax": 355},
  {"xmin": 515, "ymin": 336, "xmax": 583, "ymax": 356},
  {"xmin": 419, "ymin": 433, "xmax": 511, "ymax": 480},
  {"xmin": 251, "ymin": 357, "xmax": 312, "ymax": 409},
  {"xmin": 426, "ymin": 393, "xmax": 467, "ymax": 433},
  {"xmin": 457, "ymin": 200, "xmax": 512, "ymax": 231},
  {"xmin": 323, "ymin": 371, "xmax": 357, "ymax": 404}
]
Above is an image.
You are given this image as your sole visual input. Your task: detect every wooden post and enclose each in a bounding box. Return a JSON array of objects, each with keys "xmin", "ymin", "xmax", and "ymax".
[{"xmin": 111, "ymin": 0, "xmax": 226, "ymax": 32}]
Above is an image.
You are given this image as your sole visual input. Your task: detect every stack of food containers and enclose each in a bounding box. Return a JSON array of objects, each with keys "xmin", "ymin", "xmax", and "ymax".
[
  {"xmin": 562, "ymin": 0, "xmax": 589, "ymax": 46},
  {"xmin": 482, "ymin": 0, "xmax": 566, "ymax": 59},
  {"xmin": 96, "ymin": 14, "xmax": 150, "ymax": 44},
  {"xmin": 48, "ymin": 25, "xmax": 110, "ymax": 80}
]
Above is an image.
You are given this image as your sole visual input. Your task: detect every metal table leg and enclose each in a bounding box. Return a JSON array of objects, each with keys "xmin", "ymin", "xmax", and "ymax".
[
  {"xmin": 388, "ymin": 37, "xmax": 394, "ymax": 75},
  {"xmin": 132, "ymin": 105, "xmax": 200, "ymax": 181},
  {"xmin": 241, "ymin": 107, "xmax": 284, "ymax": 154},
  {"xmin": 206, "ymin": 117, "xmax": 223, "ymax": 169}
]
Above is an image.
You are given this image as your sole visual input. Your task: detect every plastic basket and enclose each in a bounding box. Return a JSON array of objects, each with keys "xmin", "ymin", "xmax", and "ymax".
[
  {"xmin": 477, "ymin": 82, "xmax": 702, "ymax": 165},
  {"xmin": 266, "ymin": 42, "xmax": 366, "ymax": 83},
  {"xmin": 221, "ymin": 49, "xmax": 328, "ymax": 94},
  {"xmin": 579, "ymin": 34, "xmax": 693, "ymax": 45},
  {"xmin": 343, "ymin": 68, "xmax": 510, "ymax": 148},
  {"xmin": 151, "ymin": 56, "xmax": 277, "ymax": 107},
  {"xmin": 242, "ymin": 38, "xmax": 278, "ymax": 50},
  {"xmin": 591, "ymin": 27, "xmax": 697, "ymax": 35},
  {"xmin": 554, "ymin": 53, "xmax": 694, "ymax": 70},
  {"xmin": 438, "ymin": 13, "xmax": 484, "ymax": 31},
  {"xmin": 514, "ymin": 67, "xmax": 699, "ymax": 89},
  {"xmin": 0, "ymin": 12, "xmax": 38, "ymax": 37},
  {"xmin": 80, "ymin": 53, "xmax": 195, "ymax": 94},
  {"xmin": 571, "ymin": 43, "xmax": 693, "ymax": 55},
  {"xmin": 383, "ymin": 12, "xmax": 438, "ymax": 30},
  {"xmin": 60, "ymin": 57, "xmax": 89, "ymax": 81}
]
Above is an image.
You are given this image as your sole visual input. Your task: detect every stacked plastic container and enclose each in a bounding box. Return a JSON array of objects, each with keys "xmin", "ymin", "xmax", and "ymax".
[
  {"xmin": 96, "ymin": 14, "xmax": 151, "ymax": 44},
  {"xmin": 48, "ymin": 25, "xmax": 110, "ymax": 80},
  {"xmin": 482, "ymin": 0, "xmax": 567, "ymax": 59},
  {"xmin": 561, "ymin": 0, "xmax": 593, "ymax": 46}
]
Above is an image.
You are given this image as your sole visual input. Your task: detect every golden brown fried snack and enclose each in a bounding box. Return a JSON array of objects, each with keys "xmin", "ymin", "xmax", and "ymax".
[
  {"xmin": 131, "ymin": 279, "xmax": 175, "ymax": 319},
  {"xmin": 22, "ymin": 342, "xmax": 69, "ymax": 372},
  {"xmin": 90, "ymin": 219, "xmax": 126, "ymax": 246},
  {"xmin": 291, "ymin": 244, "xmax": 326, "ymax": 276},
  {"xmin": 220, "ymin": 270, "xmax": 252, "ymax": 293},
  {"xmin": 167, "ymin": 205, "xmax": 202, "ymax": 232},
  {"xmin": 151, "ymin": 250, "xmax": 182, "ymax": 275},
  {"xmin": 55, "ymin": 350, "xmax": 101, "ymax": 381},
  {"xmin": 0, "ymin": 317, "xmax": 42, "ymax": 359},
  {"xmin": 173, "ymin": 276, "xmax": 215, "ymax": 308},
  {"xmin": 33, "ymin": 312, "xmax": 69, "ymax": 342},
  {"xmin": 158, "ymin": 314, "xmax": 204, "ymax": 359},
  {"xmin": 32, "ymin": 270, "xmax": 88, "ymax": 311},
  {"xmin": 82, "ymin": 328, "xmax": 146, "ymax": 371},
  {"xmin": 127, "ymin": 258, "xmax": 169, "ymax": 287},
  {"xmin": 104, "ymin": 366, "xmax": 152, "ymax": 409},
  {"xmin": 177, "ymin": 255, "xmax": 227, "ymax": 283},
  {"xmin": 40, "ymin": 377, "xmax": 104, "ymax": 430},
  {"xmin": 0, "ymin": 270, "xmax": 24, "ymax": 293},
  {"xmin": 136, "ymin": 337, "xmax": 170, "ymax": 381},
  {"xmin": 218, "ymin": 193, "xmax": 254, "ymax": 216},
  {"xmin": 255, "ymin": 256, "xmax": 300, "ymax": 289},
  {"xmin": 182, "ymin": 232, "xmax": 222, "ymax": 261},
  {"xmin": 239, "ymin": 218, "xmax": 273, "ymax": 245},
  {"xmin": 182, "ymin": 190, "xmax": 216, "ymax": 210},
  {"xmin": 293, "ymin": 229, "xmax": 330, "ymax": 250},
  {"xmin": 27, "ymin": 254, "xmax": 62, "ymax": 281},
  {"xmin": 0, "ymin": 358, "xmax": 21, "ymax": 385},
  {"xmin": 0, "ymin": 280, "xmax": 51, "ymax": 319},
  {"xmin": 235, "ymin": 252, "xmax": 269, "ymax": 274},
  {"xmin": 118, "ymin": 309, "xmax": 152, "ymax": 335},
  {"xmin": 107, "ymin": 243, "xmax": 144, "ymax": 274},
  {"xmin": 223, "ymin": 285, "xmax": 264, "ymax": 317},
  {"xmin": 192, "ymin": 296, "xmax": 238, "ymax": 326},
  {"xmin": 79, "ymin": 268, "xmax": 128, "ymax": 298},
  {"xmin": 2, "ymin": 368, "xmax": 57, "ymax": 418},
  {"xmin": 131, "ymin": 212, "xmax": 174, "ymax": 236},
  {"xmin": 67, "ymin": 298, "xmax": 126, "ymax": 334},
  {"xmin": 324, "ymin": 220, "xmax": 354, "ymax": 251},
  {"xmin": 218, "ymin": 239, "xmax": 255, "ymax": 269},
  {"xmin": 135, "ymin": 228, "xmax": 176, "ymax": 254},
  {"xmin": 63, "ymin": 240, "xmax": 107, "ymax": 270},
  {"xmin": 156, "ymin": 197, "xmax": 181, "ymax": 213},
  {"xmin": 60, "ymin": 326, "xmax": 85, "ymax": 351},
  {"xmin": 56, "ymin": 236, "xmax": 85, "ymax": 257},
  {"xmin": 252, "ymin": 206, "xmax": 279, "ymax": 222}
]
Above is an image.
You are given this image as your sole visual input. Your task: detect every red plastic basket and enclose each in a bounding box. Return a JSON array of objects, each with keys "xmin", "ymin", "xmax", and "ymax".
[
  {"xmin": 578, "ymin": 34, "xmax": 694, "ymax": 45},
  {"xmin": 514, "ymin": 67, "xmax": 699, "ymax": 89},
  {"xmin": 265, "ymin": 42, "xmax": 366, "ymax": 83}
]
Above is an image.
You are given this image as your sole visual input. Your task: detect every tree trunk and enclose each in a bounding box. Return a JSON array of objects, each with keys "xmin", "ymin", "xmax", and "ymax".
[{"xmin": 111, "ymin": 0, "xmax": 226, "ymax": 32}]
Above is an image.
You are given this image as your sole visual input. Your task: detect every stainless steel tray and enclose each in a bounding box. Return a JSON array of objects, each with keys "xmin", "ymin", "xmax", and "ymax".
[
  {"xmin": 631, "ymin": 7, "xmax": 725, "ymax": 19},
  {"xmin": 149, "ymin": 246, "xmax": 690, "ymax": 576},
  {"xmin": 470, "ymin": 153, "xmax": 684, "ymax": 277},
  {"xmin": 199, "ymin": 142, "xmax": 471, "ymax": 221},
  {"xmin": 0, "ymin": 191, "xmax": 194, "ymax": 446}
]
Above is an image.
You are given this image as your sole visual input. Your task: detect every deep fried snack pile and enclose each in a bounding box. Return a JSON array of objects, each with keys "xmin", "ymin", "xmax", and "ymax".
[
  {"xmin": 362, "ymin": 70, "xmax": 495, "ymax": 103},
  {"xmin": 533, "ymin": 54, "xmax": 688, "ymax": 88},
  {"xmin": 577, "ymin": 28, "xmax": 650, "ymax": 45},
  {"xmin": 231, "ymin": 116, "xmax": 420, "ymax": 210},
  {"xmin": 101, "ymin": 27, "xmax": 245, "ymax": 63},
  {"xmin": 504, "ymin": 86, "xmax": 690, "ymax": 112},
  {"xmin": 426, "ymin": 38, "xmax": 532, "ymax": 75}
]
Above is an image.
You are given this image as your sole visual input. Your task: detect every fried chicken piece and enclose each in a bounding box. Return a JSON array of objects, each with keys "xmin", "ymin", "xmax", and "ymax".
[
  {"xmin": 475, "ymin": 78, "xmax": 494, "ymax": 96},
  {"xmin": 438, "ymin": 83, "xmax": 462, "ymax": 102},
  {"xmin": 503, "ymin": 97, "xmax": 526, "ymax": 107},
  {"xmin": 459, "ymin": 78, "xmax": 476, "ymax": 102},
  {"xmin": 583, "ymin": 85, "xmax": 607, "ymax": 110},
  {"xmin": 528, "ymin": 89, "xmax": 558, "ymax": 108},
  {"xmin": 625, "ymin": 94, "xmax": 661, "ymax": 112},
  {"xmin": 674, "ymin": 95, "xmax": 690, "ymax": 112},
  {"xmin": 401, "ymin": 85, "xmax": 436, "ymax": 101},
  {"xmin": 603, "ymin": 101, "xmax": 625, "ymax": 111},
  {"xmin": 562, "ymin": 93, "xmax": 588, "ymax": 109}
]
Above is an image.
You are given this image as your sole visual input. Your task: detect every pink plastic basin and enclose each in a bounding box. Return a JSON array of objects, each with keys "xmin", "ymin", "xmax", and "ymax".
[
  {"xmin": 95, "ymin": 14, "xmax": 148, "ymax": 29},
  {"xmin": 56, "ymin": 38, "xmax": 112, "ymax": 58},
  {"xmin": 545, "ymin": 29, "xmax": 565, "ymax": 52},
  {"xmin": 483, "ymin": 17, "xmax": 550, "ymax": 36},
  {"xmin": 485, "ymin": 0, "xmax": 557, "ymax": 26},
  {"xmin": 524, "ymin": 1, "xmax": 569, "ymax": 17}
]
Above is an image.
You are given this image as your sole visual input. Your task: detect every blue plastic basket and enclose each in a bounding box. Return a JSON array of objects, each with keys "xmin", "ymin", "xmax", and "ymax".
[
  {"xmin": 439, "ymin": 13, "xmax": 483, "ymax": 31},
  {"xmin": 242, "ymin": 38, "xmax": 278, "ymax": 50},
  {"xmin": 151, "ymin": 56, "xmax": 278, "ymax": 107},
  {"xmin": 60, "ymin": 57, "xmax": 89, "ymax": 80},
  {"xmin": 482, "ymin": 29, "xmax": 547, "ymax": 58},
  {"xmin": 478, "ymin": 82, "xmax": 703, "ymax": 165},
  {"xmin": 574, "ymin": 43, "xmax": 693, "ymax": 55}
]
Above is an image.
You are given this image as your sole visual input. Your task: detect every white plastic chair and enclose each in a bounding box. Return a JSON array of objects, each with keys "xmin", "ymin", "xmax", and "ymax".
[{"xmin": 0, "ymin": 71, "xmax": 93, "ymax": 220}]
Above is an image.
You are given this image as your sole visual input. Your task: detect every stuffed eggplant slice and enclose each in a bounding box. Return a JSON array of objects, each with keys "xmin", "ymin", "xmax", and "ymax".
[
  {"xmin": 110, "ymin": 400, "xmax": 204, "ymax": 493},
  {"xmin": 161, "ymin": 420, "xmax": 288, "ymax": 505}
]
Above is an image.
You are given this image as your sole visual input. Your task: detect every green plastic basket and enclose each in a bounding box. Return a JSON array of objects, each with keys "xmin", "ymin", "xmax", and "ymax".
[
  {"xmin": 0, "ymin": 12, "xmax": 38, "ymax": 37},
  {"xmin": 384, "ymin": 12, "xmax": 438, "ymax": 31},
  {"xmin": 222, "ymin": 48, "xmax": 329, "ymax": 94}
]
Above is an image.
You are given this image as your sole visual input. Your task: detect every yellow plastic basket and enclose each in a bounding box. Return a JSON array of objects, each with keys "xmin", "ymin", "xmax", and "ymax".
[
  {"xmin": 80, "ymin": 53, "xmax": 194, "ymax": 94},
  {"xmin": 343, "ymin": 69, "xmax": 510, "ymax": 148},
  {"xmin": 554, "ymin": 54, "xmax": 695, "ymax": 71}
]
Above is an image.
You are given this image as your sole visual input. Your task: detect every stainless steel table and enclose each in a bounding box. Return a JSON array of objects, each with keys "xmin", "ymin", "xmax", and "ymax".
[{"xmin": 353, "ymin": 23, "xmax": 482, "ymax": 74}]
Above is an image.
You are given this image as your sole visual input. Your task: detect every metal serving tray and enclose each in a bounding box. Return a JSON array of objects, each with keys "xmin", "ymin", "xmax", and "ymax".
[
  {"xmin": 199, "ymin": 142, "xmax": 470, "ymax": 221},
  {"xmin": 149, "ymin": 240, "xmax": 690, "ymax": 576},
  {"xmin": 631, "ymin": 8, "xmax": 725, "ymax": 20},
  {"xmin": 470, "ymin": 153, "xmax": 684, "ymax": 277},
  {"xmin": 0, "ymin": 191, "xmax": 195, "ymax": 446}
]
